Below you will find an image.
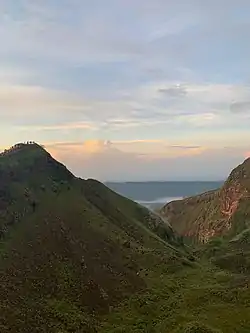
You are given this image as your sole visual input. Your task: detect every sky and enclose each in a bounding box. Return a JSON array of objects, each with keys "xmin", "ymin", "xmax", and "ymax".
[{"xmin": 1, "ymin": 0, "xmax": 250, "ymax": 181}]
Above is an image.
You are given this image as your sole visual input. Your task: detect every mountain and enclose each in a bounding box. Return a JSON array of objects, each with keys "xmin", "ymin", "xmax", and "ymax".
[
  {"xmin": 1, "ymin": 143, "xmax": 250, "ymax": 333},
  {"xmin": 160, "ymin": 158, "xmax": 250, "ymax": 243},
  {"xmin": 0, "ymin": 143, "xmax": 186, "ymax": 333}
]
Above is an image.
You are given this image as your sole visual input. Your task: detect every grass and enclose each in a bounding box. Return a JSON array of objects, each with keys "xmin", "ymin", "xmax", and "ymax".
[
  {"xmin": 100, "ymin": 261, "xmax": 250, "ymax": 333},
  {"xmin": 1, "ymin": 144, "xmax": 250, "ymax": 332},
  {"xmin": 0, "ymin": 143, "xmax": 188, "ymax": 332}
]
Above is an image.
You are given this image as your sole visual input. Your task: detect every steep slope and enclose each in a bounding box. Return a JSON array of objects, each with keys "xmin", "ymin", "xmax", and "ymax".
[
  {"xmin": 1, "ymin": 144, "xmax": 250, "ymax": 333},
  {"xmin": 160, "ymin": 158, "xmax": 250, "ymax": 243},
  {"xmin": 0, "ymin": 143, "xmax": 186, "ymax": 333}
]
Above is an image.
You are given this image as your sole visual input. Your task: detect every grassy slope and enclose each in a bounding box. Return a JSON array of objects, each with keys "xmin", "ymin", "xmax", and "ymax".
[
  {"xmin": 1, "ymin": 144, "xmax": 250, "ymax": 333},
  {"xmin": 101, "ymin": 160, "xmax": 250, "ymax": 332},
  {"xmin": 101, "ymin": 231, "xmax": 250, "ymax": 333},
  {"xmin": 0, "ymin": 144, "xmax": 187, "ymax": 333}
]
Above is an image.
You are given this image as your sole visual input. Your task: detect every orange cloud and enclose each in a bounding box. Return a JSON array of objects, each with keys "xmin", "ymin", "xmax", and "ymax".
[
  {"xmin": 46, "ymin": 140, "xmax": 206, "ymax": 158},
  {"xmin": 24, "ymin": 122, "xmax": 96, "ymax": 131},
  {"xmin": 1, "ymin": 141, "xmax": 248, "ymax": 181},
  {"xmin": 245, "ymin": 151, "xmax": 250, "ymax": 158},
  {"xmin": 46, "ymin": 140, "xmax": 113, "ymax": 162},
  {"xmin": 43, "ymin": 142, "xmax": 247, "ymax": 181}
]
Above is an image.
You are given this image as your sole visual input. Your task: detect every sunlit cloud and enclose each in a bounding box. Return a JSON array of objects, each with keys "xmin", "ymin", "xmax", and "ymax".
[
  {"xmin": 45, "ymin": 139, "xmax": 205, "ymax": 158},
  {"xmin": 20, "ymin": 122, "xmax": 97, "ymax": 131},
  {"xmin": 43, "ymin": 140, "xmax": 249, "ymax": 181},
  {"xmin": 0, "ymin": 82, "xmax": 249, "ymax": 130}
]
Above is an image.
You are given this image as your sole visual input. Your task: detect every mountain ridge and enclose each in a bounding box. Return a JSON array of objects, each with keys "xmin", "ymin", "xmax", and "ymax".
[
  {"xmin": 1, "ymin": 143, "xmax": 250, "ymax": 332},
  {"xmin": 160, "ymin": 157, "xmax": 250, "ymax": 243},
  {"xmin": 0, "ymin": 142, "xmax": 187, "ymax": 332}
]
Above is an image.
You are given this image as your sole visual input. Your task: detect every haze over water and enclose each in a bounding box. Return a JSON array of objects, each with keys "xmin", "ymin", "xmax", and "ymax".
[{"xmin": 106, "ymin": 181, "xmax": 223, "ymax": 209}]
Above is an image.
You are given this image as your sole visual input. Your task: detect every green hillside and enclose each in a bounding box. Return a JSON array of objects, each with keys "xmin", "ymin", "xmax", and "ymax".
[
  {"xmin": 1, "ymin": 143, "xmax": 250, "ymax": 333},
  {"xmin": 0, "ymin": 143, "xmax": 187, "ymax": 333}
]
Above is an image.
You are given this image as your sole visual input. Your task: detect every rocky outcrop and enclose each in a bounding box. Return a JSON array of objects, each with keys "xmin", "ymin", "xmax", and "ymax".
[{"xmin": 160, "ymin": 158, "xmax": 250, "ymax": 243}]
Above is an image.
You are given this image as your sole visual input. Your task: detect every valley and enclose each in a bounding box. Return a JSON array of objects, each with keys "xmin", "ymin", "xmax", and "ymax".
[{"xmin": 0, "ymin": 143, "xmax": 250, "ymax": 333}]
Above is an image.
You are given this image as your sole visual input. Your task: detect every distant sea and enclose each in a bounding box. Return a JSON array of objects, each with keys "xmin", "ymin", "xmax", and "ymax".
[{"xmin": 105, "ymin": 181, "xmax": 223, "ymax": 210}]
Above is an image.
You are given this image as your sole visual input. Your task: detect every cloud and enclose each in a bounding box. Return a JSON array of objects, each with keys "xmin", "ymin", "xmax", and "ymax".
[
  {"xmin": 21, "ymin": 122, "xmax": 96, "ymax": 131},
  {"xmin": 0, "ymin": 1, "xmax": 145, "ymax": 64},
  {"xmin": 2, "ymin": 0, "xmax": 250, "ymax": 70},
  {"xmin": 245, "ymin": 151, "xmax": 250, "ymax": 159},
  {"xmin": 157, "ymin": 84, "xmax": 187, "ymax": 98},
  {"xmin": 1, "ymin": 0, "xmax": 250, "ymax": 180},
  {"xmin": 230, "ymin": 101, "xmax": 250, "ymax": 113},
  {"xmin": 0, "ymin": 81, "xmax": 250, "ymax": 134},
  {"xmin": 170, "ymin": 145, "xmax": 201, "ymax": 150},
  {"xmin": 46, "ymin": 140, "xmax": 203, "ymax": 156},
  {"xmin": 45, "ymin": 140, "xmax": 250, "ymax": 181},
  {"xmin": 0, "ymin": 66, "xmax": 34, "ymax": 84},
  {"xmin": 0, "ymin": 84, "xmax": 93, "ymax": 126}
]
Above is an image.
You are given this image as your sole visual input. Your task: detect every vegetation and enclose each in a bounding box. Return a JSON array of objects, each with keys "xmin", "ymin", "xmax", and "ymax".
[
  {"xmin": 159, "ymin": 158, "xmax": 250, "ymax": 243},
  {"xmin": 0, "ymin": 143, "xmax": 250, "ymax": 332},
  {"xmin": 101, "ymin": 229, "xmax": 250, "ymax": 333}
]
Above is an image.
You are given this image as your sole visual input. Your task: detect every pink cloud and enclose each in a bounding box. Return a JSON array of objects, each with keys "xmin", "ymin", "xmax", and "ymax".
[
  {"xmin": 245, "ymin": 151, "xmax": 250, "ymax": 158},
  {"xmin": 44, "ymin": 141, "xmax": 248, "ymax": 181}
]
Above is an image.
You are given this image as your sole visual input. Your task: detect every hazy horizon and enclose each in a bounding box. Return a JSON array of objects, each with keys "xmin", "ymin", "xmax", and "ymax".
[
  {"xmin": 105, "ymin": 180, "xmax": 223, "ymax": 205},
  {"xmin": 1, "ymin": 1, "xmax": 250, "ymax": 180},
  {"xmin": 105, "ymin": 179, "xmax": 225, "ymax": 183}
]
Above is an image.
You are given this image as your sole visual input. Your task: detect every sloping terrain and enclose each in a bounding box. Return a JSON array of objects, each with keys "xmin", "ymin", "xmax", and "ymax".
[
  {"xmin": 102, "ymin": 224, "xmax": 250, "ymax": 333},
  {"xmin": 1, "ymin": 143, "xmax": 250, "ymax": 333},
  {"xmin": 160, "ymin": 158, "xmax": 250, "ymax": 243},
  {"xmin": 0, "ymin": 143, "xmax": 186, "ymax": 333}
]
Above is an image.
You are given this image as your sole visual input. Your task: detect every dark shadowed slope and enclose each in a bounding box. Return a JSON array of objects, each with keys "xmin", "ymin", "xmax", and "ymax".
[
  {"xmin": 0, "ymin": 143, "xmax": 186, "ymax": 333},
  {"xmin": 160, "ymin": 158, "xmax": 250, "ymax": 243}
]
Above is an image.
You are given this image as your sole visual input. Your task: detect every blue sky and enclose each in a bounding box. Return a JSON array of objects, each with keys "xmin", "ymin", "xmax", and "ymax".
[{"xmin": 1, "ymin": 0, "xmax": 250, "ymax": 180}]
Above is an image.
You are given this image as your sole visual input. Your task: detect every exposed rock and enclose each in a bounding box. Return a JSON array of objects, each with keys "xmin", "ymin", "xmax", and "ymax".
[{"xmin": 160, "ymin": 158, "xmax": 250, "ymax": 243}]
